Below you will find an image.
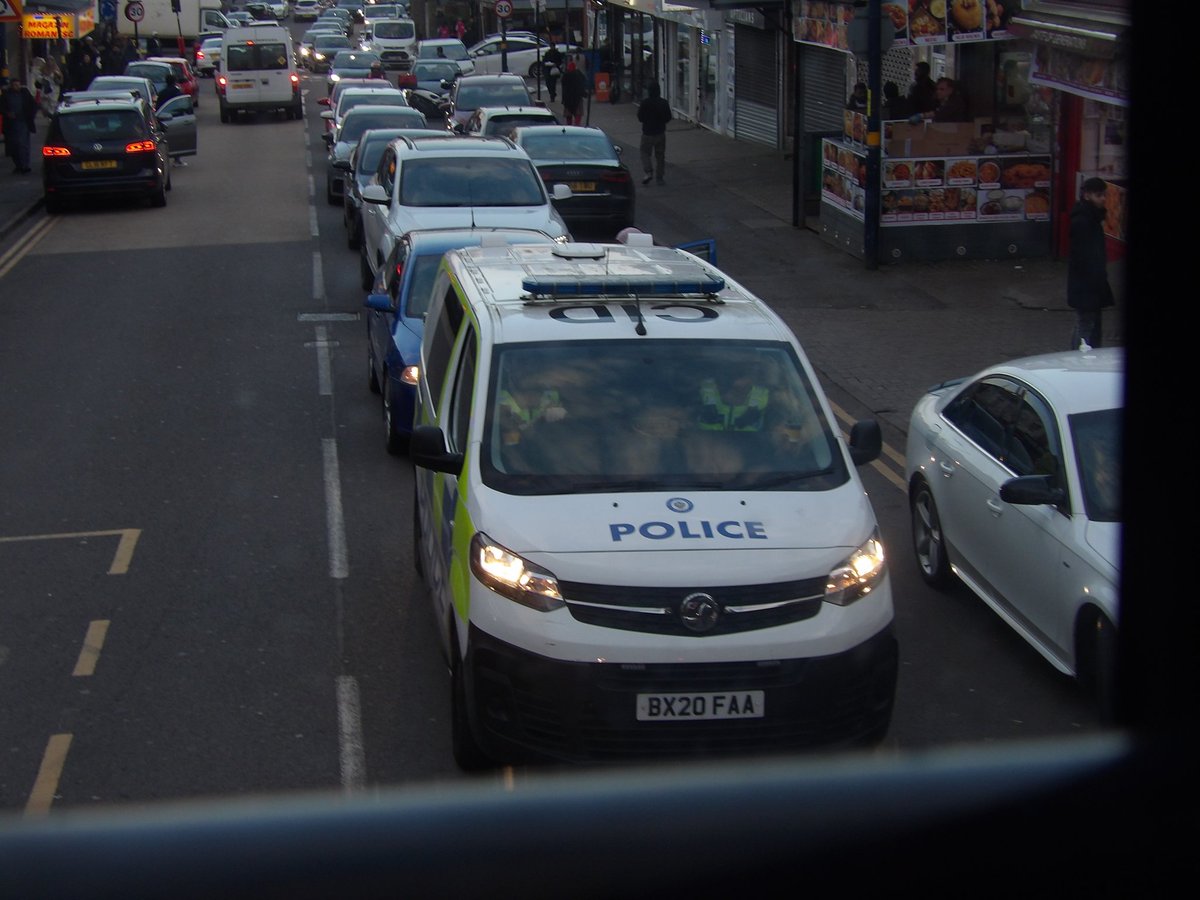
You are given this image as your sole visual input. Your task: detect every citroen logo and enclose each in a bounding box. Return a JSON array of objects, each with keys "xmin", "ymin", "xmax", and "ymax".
[{"xmin": 679, "ymin": 592, "xmax": 720, "ymax": 633}]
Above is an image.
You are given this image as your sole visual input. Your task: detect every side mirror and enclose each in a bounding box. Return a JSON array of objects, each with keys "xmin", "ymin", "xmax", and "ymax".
[
  {"xmin": 364, "ymin": 292, "xmax": 395, "ymax": 313},
  {"xmin": 847, "ymin": 420, "xmax": 882, "ymax": 466},
  {"xmin": 452, "ymin": 122, "xmax": 464, "ymax": 134},
  {"xmin": 320, "ymin": 109, "xmax": 334, "ymax": 118},
  {"xmin": 551, "ymin": 183, "xmax": 572, "ymax": 200},
  {"xmin": 333, "ymin": 158, "xmax": 352, "ymax": 171},
  {"xmin": 361, "ymin": 184, "xmax": 389, "ymax": 204},
  {"xmin": 318, "ymin": 96, "xmax": 331, "ymax": 106},
  {"xmin": 410, "ymin": 425, "xmax": 463, "ymax": 475}
]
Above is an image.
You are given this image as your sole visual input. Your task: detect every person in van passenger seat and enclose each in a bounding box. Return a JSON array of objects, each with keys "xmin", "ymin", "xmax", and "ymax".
[
  {"xmin": 498, "ymin": 362, "xmax": 567, "ymax": 446},
  {"xmin": 697, "ymin": 372, "xmax": 769, "ymax": 432}
]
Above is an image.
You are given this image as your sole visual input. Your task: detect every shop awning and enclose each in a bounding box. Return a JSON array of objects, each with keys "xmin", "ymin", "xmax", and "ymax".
[
  {"xmin": 1009, "ymin": 9, "xmax": 1129, "ymax": 59},
  {"xmin": 22, "ymin": 0, "xmax": 94, "ymax": 11}
]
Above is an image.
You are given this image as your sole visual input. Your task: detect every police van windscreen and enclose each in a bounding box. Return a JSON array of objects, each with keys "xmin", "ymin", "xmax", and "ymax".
[
  {"xmin": 481, "ymin": 340, "xmax": 847, "ymax": 495},
  {"xmin": 374, "ymin": 21, "xmax": 416, "ymax": 39}
]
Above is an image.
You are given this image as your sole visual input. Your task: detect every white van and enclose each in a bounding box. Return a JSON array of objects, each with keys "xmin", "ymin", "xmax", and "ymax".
[
  {"xmin": 365, "ymin": 18, "xmax": 418, "ymax": 70},
  {"xmin": 409, "ymin": 238, "xmax": 898, "ymax": 769},
  {"xmin": 216, "ymin": 24, "xmax": 301, "ymax": 121}
]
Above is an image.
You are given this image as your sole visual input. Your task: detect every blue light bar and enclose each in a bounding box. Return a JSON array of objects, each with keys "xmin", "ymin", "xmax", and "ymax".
[{"xmin": 521, "ymin": 274, "xmax": 725, "ymax": 297}]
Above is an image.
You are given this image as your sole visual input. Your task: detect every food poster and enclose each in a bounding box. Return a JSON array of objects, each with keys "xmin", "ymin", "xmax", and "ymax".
[
  {"xmin": 1102, "ymin": 180, "xmax": 1127, "ymax": 242},
  {"xmin": 946, "ymin": 0, "xmax": 985, "ymax": 42},
  {"xmin": 793, "ymin": 1, "xmax": 851, "ymax": 51},
  {"xmin": 795, "ymin": 0, "xmax": 1021, "ymax": 48},
  {"xmin": 843, "ymin": 110, "xmax": 867, "ymax": 145},
  {"xmin": 821, "ymin": 139, "xmax": 867, "ymax": 220},
  {"xmin": 880, "ymin": 153, "xmax": 1049, "ymax": 225}
]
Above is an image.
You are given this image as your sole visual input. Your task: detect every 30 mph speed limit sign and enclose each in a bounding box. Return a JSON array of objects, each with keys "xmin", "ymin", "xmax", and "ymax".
[
  {"xmin": 494, "ymin": 0, "xmax": 513, "ymax": 18},
  {"xmin": 124, "ymin": 0, "xmax": 144, "ymax": 22}
]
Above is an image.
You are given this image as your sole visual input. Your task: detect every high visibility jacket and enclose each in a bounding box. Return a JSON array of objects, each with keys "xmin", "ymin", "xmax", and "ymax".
[
  {"xmin": 698, "ymin": 379, "xmax": 769, "ymax": 431},
  {"xmin": 500, "ymin": 389, "xmax": 561, "ymax": 427}
]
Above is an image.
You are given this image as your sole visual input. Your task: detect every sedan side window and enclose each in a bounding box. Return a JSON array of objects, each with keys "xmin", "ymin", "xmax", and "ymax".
[
  {"xmin": 377, "ymin": 147, "xmax": 395, "ymax": 196},
  {"xmin": 943, "ymin": 378, "xmax": 1020, "ymax": 464},
  {"xmin": 1008, "ymin": 390, "xmax": 1061, "ymax": 479}
]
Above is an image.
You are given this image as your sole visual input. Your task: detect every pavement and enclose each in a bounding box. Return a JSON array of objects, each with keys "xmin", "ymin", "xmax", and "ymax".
[{"xmin": 1, "ymin": 87, "xmax": 1125, "ymax": 438}]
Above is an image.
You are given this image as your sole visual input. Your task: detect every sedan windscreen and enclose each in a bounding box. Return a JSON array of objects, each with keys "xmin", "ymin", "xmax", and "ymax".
[
  {"xmin": 455, "ymin": 83, "xmax": 531, "ymax": 111},
  {"xmin": 520, "ymin": 132, "xmax": 618, "ymax": 161},
  {"xmin": 399, "ymin": 157, "xmax": 544, "ymax": 207},
  {"xmin": 340, "ymin": 110, "xmax": 427, "ymax": 143}
]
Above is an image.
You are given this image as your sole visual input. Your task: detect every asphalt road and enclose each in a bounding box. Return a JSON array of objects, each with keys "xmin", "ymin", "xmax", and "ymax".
[{"xmin": 0, "ymin": 38, "xmax": 1098, "ymax": 815}]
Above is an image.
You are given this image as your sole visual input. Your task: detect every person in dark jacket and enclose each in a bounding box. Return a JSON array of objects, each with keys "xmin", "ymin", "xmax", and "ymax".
[
  {"xmin": 560, "ymin": 59, "xmax": 588, "ymax": 126},
  {"xmin": 2, "ymin": 77, "xmax": 38, "ymax": 174},
  {"xmin": 1068, "ymin": 177, "xmax": 1115, "ymax": 350},
  {"xmin": 541, "ymin": 40, "xmax": 563, "ymax": 102},
  {"xmin": 907, "ymin": 61, "xmax": 936, "ymax": 115},
  {"xmin": 636, "ymin": 80, "xmax": 672, "ymax": 185},
  {"xmin": 845, "ymin": 82, "xmax": 867, "ymax": 111}
]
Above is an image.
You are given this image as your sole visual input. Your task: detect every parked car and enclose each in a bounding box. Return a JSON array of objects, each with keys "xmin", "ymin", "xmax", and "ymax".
[
  {"xmin": 341, "ymin": 126, "xmax": 438, "ymax": 250},
  {"xmin": 88, "ymin": 74, "xmax": 158, "ymax": 109},
  {"xmin": 194, "ymin": 36, "xmax": 222, "ymax": 77},
  {"xmin": 321, "ymin": 85, "xmax": 408, "ymax": 142},
  {"xmin": 512, "ymin": 124, "xmax": 634, "ymax": 235},
  {"xmin": 414, "ymin": 38, "xmax": 474, "ymax": 76},
  {"xmin": 467, "ymin": 34, "xmax": 578, "ymax": 77},
  {"xmin": 364, "ymin": 227, "xmax": 559, "ymax": 454},
  {"xmin": 292, "ymin": 0, "xmax": 321, "ymax": 21},
  {"xmin": 309, "ymin": 33, "xmax": 354, "ymax": 73},
  {"xmin": 442, "ymin": 73, "xmax": 533, "ymax": 133},
  {"xmin": 147, "ymin": 56, "xmax": 201, "ymax": 107},
  {"xmin": 325, "ymin": 50, "xmax": 387, "ymax": 93},
  {"xmin": 123, "ymin": 59, "xmax": 174, "ymax": 101},
  {"xmin": 904, "ymin": 347, "xmax": 1123, "ymax": 715},
  {"xmin": 397, "ymin": 58, "xmax": 461, "ymax": 94},
  {"xmin": 358, "ymin": 135, "xmax": 572, "ymax": 291},
  {"xmin": 462, "ymin": 104, "xmax": 557, "ymax": 139},
  {"xmin": 41, "ymin": 93, "xmax": 171, "ymax": 213},
  {"xmin": 326, "ymin": 104, "xmax": 429, "ymax": 204}
]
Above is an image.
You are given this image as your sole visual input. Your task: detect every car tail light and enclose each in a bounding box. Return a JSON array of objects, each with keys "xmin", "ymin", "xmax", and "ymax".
[
  {"xmin": 398, "ymin": 74, "xmax": 416, "ymax": 88},
  {"xmin": 216, "ymin": 75, "xmax": 227, "ymax": 94},
  {"xmin": 126, "ymin": 140, "xmax": 158, "ymax": 153},
  {"xmin": 290, "ymin": 73, "xmax": 300, "ymax": 86},
  {"xmin": 43, "ymin": 145, "xmax": 71, "ymax": 157},
  {"xmin": 602, "ymin": 171, "xmax": 632, "ymax": 184},
  {"xmin": 196, "ymin": 50, "xmax": 205, "ymax": 61}
]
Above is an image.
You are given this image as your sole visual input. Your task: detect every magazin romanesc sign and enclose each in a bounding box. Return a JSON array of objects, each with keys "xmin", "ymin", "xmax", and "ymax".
[
  {"xmin": 22, "ymin": 11, "xmax": 94, "ymax": 39},
  {"xmin": 793, "ymin": 0, "xmax": 1021, "ymax": 52}
]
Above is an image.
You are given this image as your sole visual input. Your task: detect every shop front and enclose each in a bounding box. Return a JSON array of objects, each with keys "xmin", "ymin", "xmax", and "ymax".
[
  {"xmin": 1010, "ymin": 0, "xmax": 1128, "ymax": 259},
  {"xmin": 2, "ymin": 0, "xmax": 95, "ymax": 85},
  {"xmin": 810, "ymin": 0, "xmax": 1058, "ymax": 264}
]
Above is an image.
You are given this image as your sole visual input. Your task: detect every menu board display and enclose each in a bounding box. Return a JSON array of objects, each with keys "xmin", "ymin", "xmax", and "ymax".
[
  {"xmin": 822, "ymin": 139, "xmax": 1050, "ymax": 227},
  {"xmin": 797, "ymin": 0, "xmax": 1018, "ymax": 50}
]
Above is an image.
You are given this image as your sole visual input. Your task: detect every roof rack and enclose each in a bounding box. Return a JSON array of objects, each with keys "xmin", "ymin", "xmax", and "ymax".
[{"xmin": 517, "ymin": 243, "xmax": 726, "ymax": 303}]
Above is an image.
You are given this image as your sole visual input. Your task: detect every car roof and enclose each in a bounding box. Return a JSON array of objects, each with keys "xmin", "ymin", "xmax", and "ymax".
[
  {"xmin": 391, "ymin": 135, "xmax": 523, "ymax": 156},
  {"xmin": 457, "ymin": 72, "xmax": 526, "ymax": 83},
  {"xmin": 479, "ymin": 106, "xmax": 555, "ymax": 117},
  {"xmin": 147, "ymin": 56, "xmax": 190, "ymax": 66},
  {"xmin": 978, "ymin": 348, "xmax": 1124, "ymax": 415},
  {"xmin": 516, "ymin": 124, "xmax": 606, "ymax": 137},
  {"xmin": 127, "ymin": 60, "xmax": 172, "ymax": 70},
  {"xmin": 56, "ymin": 95, "xmax": 146, "ymax": 112}
]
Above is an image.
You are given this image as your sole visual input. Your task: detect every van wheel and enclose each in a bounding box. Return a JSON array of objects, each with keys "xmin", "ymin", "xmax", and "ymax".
[
  {"xmin": 360, "ymin": 246, "xmax": 374, "ymax": 291},
  {"xmin": 219, "ymin": 107, "xmax": 230, "ymax": 123},
  {"xmin": 291, "ymin": 102, "xmax": 303, "ymax": 120},
  {"xmin": 910, "ymin": 479, "xmax": 952, "ymax": 589},
  {"xmin": 383, "ymin": 376, "xmax": 409, "ymax": 456},
  {"xmin": 450, "ymin": 631, "xmax": 493, "ymax": 772}
]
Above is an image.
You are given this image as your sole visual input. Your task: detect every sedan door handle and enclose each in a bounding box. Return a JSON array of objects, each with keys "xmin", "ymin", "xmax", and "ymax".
[
  {"xmin": 986, "ymin": 498, "xmax": 1004, "ymax": 516},
  {"xmin": 938, "ymin": 461, "xmax": 955, "ymax": 477}
]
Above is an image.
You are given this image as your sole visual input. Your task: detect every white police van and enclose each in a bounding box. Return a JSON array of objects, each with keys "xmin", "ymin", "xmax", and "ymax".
[{"xmin": 410, "ymin": 237, "xmax": 898, "ymax": 768}]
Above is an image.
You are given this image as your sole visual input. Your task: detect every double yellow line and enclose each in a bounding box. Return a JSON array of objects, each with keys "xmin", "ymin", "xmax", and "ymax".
[{"xmin": 0, "ymin": 214, "xmax": 56, "ymax": 281}]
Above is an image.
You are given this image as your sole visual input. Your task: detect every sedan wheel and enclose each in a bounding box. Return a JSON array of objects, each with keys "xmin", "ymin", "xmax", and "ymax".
[
  {"xmin": 367, "ymin": 343, "xmax": 381, "ymax": 395},
  {"xmin": 911, "ymin": 480, "xmax": 952, "ymax": 588}
]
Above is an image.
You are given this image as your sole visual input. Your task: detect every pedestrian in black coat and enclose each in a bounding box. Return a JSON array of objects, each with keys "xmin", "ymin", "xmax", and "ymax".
[
  {"xmin": 561, "ymin": 59, "xmax": 587, "ymax": 126},
  {"xmin": 636, "ymin": 80, "xmax": 672, "ymax": 185},
  {"xmin": 2, "ymin": 77, "xmax": 38, "ymax": 174},
  {"xmin": 1068, "ymin": 177, "xmax": 1116, "ymax": 350},
  {"xmin": 541, "ymin": 41, "xmax": 563, "ymax": 102}
]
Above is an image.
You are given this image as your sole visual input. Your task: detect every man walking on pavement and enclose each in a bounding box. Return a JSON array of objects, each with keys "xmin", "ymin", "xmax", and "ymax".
[
  {"xmin": 637, "ymin": 81, "xmax": 671, "ymax": 185},
  {"xmin": 2, "ymin": 77, "xmax": 38, "ymax": 174},
  {"xmin": 1068, "ymin": 176, "xmax": 1115, "ymax": 350}
]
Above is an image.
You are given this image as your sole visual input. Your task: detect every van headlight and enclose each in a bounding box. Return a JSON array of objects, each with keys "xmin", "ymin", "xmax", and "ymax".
[
  {"xmin": 470, "ymin": 532, "xmax": 565, "ymax": 612},
  {"xmin": 824, "ymin": 530, "xmax": 886, "ymax": 606}
]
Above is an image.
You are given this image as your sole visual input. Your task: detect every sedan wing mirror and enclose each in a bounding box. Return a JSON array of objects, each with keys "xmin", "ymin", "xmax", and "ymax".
[{"xmin": 847, "ymin": 420, "xmax": 882, "ymax": 466}]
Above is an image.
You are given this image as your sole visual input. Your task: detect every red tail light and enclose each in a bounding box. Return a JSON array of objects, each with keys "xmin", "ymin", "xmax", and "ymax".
[
  {"xmin": 216, "ymin": 75, "xmax": 227, "ymax": 94},
  {"xmin": 398, "ymin": 74, "xmax": 416, "ymax": 88},
  {"xmin": 602, "ymin": 171, "xmax": 631, "ymax": 184},
  {"xmin": 290, "ymin": 73, "xmax": 300, "ymax": 85},
  {"xmin": 126, "ymin": 140, "xmax": 157, "ymax": 153},
  {"xmin": 196, "ymin": 50, "xmax": 205, "ymax": 61},
  {"xmin": 43, "ymin": 146, "xmax": 71, "ymax": 157}
]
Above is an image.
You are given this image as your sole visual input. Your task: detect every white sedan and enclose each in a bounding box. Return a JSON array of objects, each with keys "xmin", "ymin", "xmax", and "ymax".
[
  {"xmin": 467, "ymin": 35, "xmax": 579, "ymax": 78},
  {"xmin": 903, "ymin": 347, "xmax": 1122, "ymax": 714}
]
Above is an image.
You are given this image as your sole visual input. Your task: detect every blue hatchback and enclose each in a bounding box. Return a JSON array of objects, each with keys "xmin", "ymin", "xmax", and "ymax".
[{"xmin": 364, "ymin": 228, "xmax": 558, "ymax": 454}]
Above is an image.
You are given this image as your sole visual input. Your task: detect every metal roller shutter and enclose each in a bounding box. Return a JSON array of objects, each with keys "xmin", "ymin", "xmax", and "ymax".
[
  {"xmin": 801, "ymin": 45, "xmax": 846, "ymax": 133},
  {"xmin": 734, "ymin": 24, "xmax": 779, "ymax": 147}
]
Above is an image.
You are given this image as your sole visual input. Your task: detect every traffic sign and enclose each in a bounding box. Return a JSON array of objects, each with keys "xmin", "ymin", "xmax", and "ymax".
[
  {"xmin": 0, "ymin": 0, "xmax": 25, "ymax": 24},
  {"xmin": 494, "ymin": 0, "xmax": 513, "ymax": 19},
  {"xmin": 124, "ymin": 0, "xmax": 144, "ymax": 23}
]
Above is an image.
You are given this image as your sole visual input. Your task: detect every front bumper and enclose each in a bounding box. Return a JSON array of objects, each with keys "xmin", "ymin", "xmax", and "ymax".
[{"xmin": 463, "ymin": 622, "xmax": 898, "ymax": 764}]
